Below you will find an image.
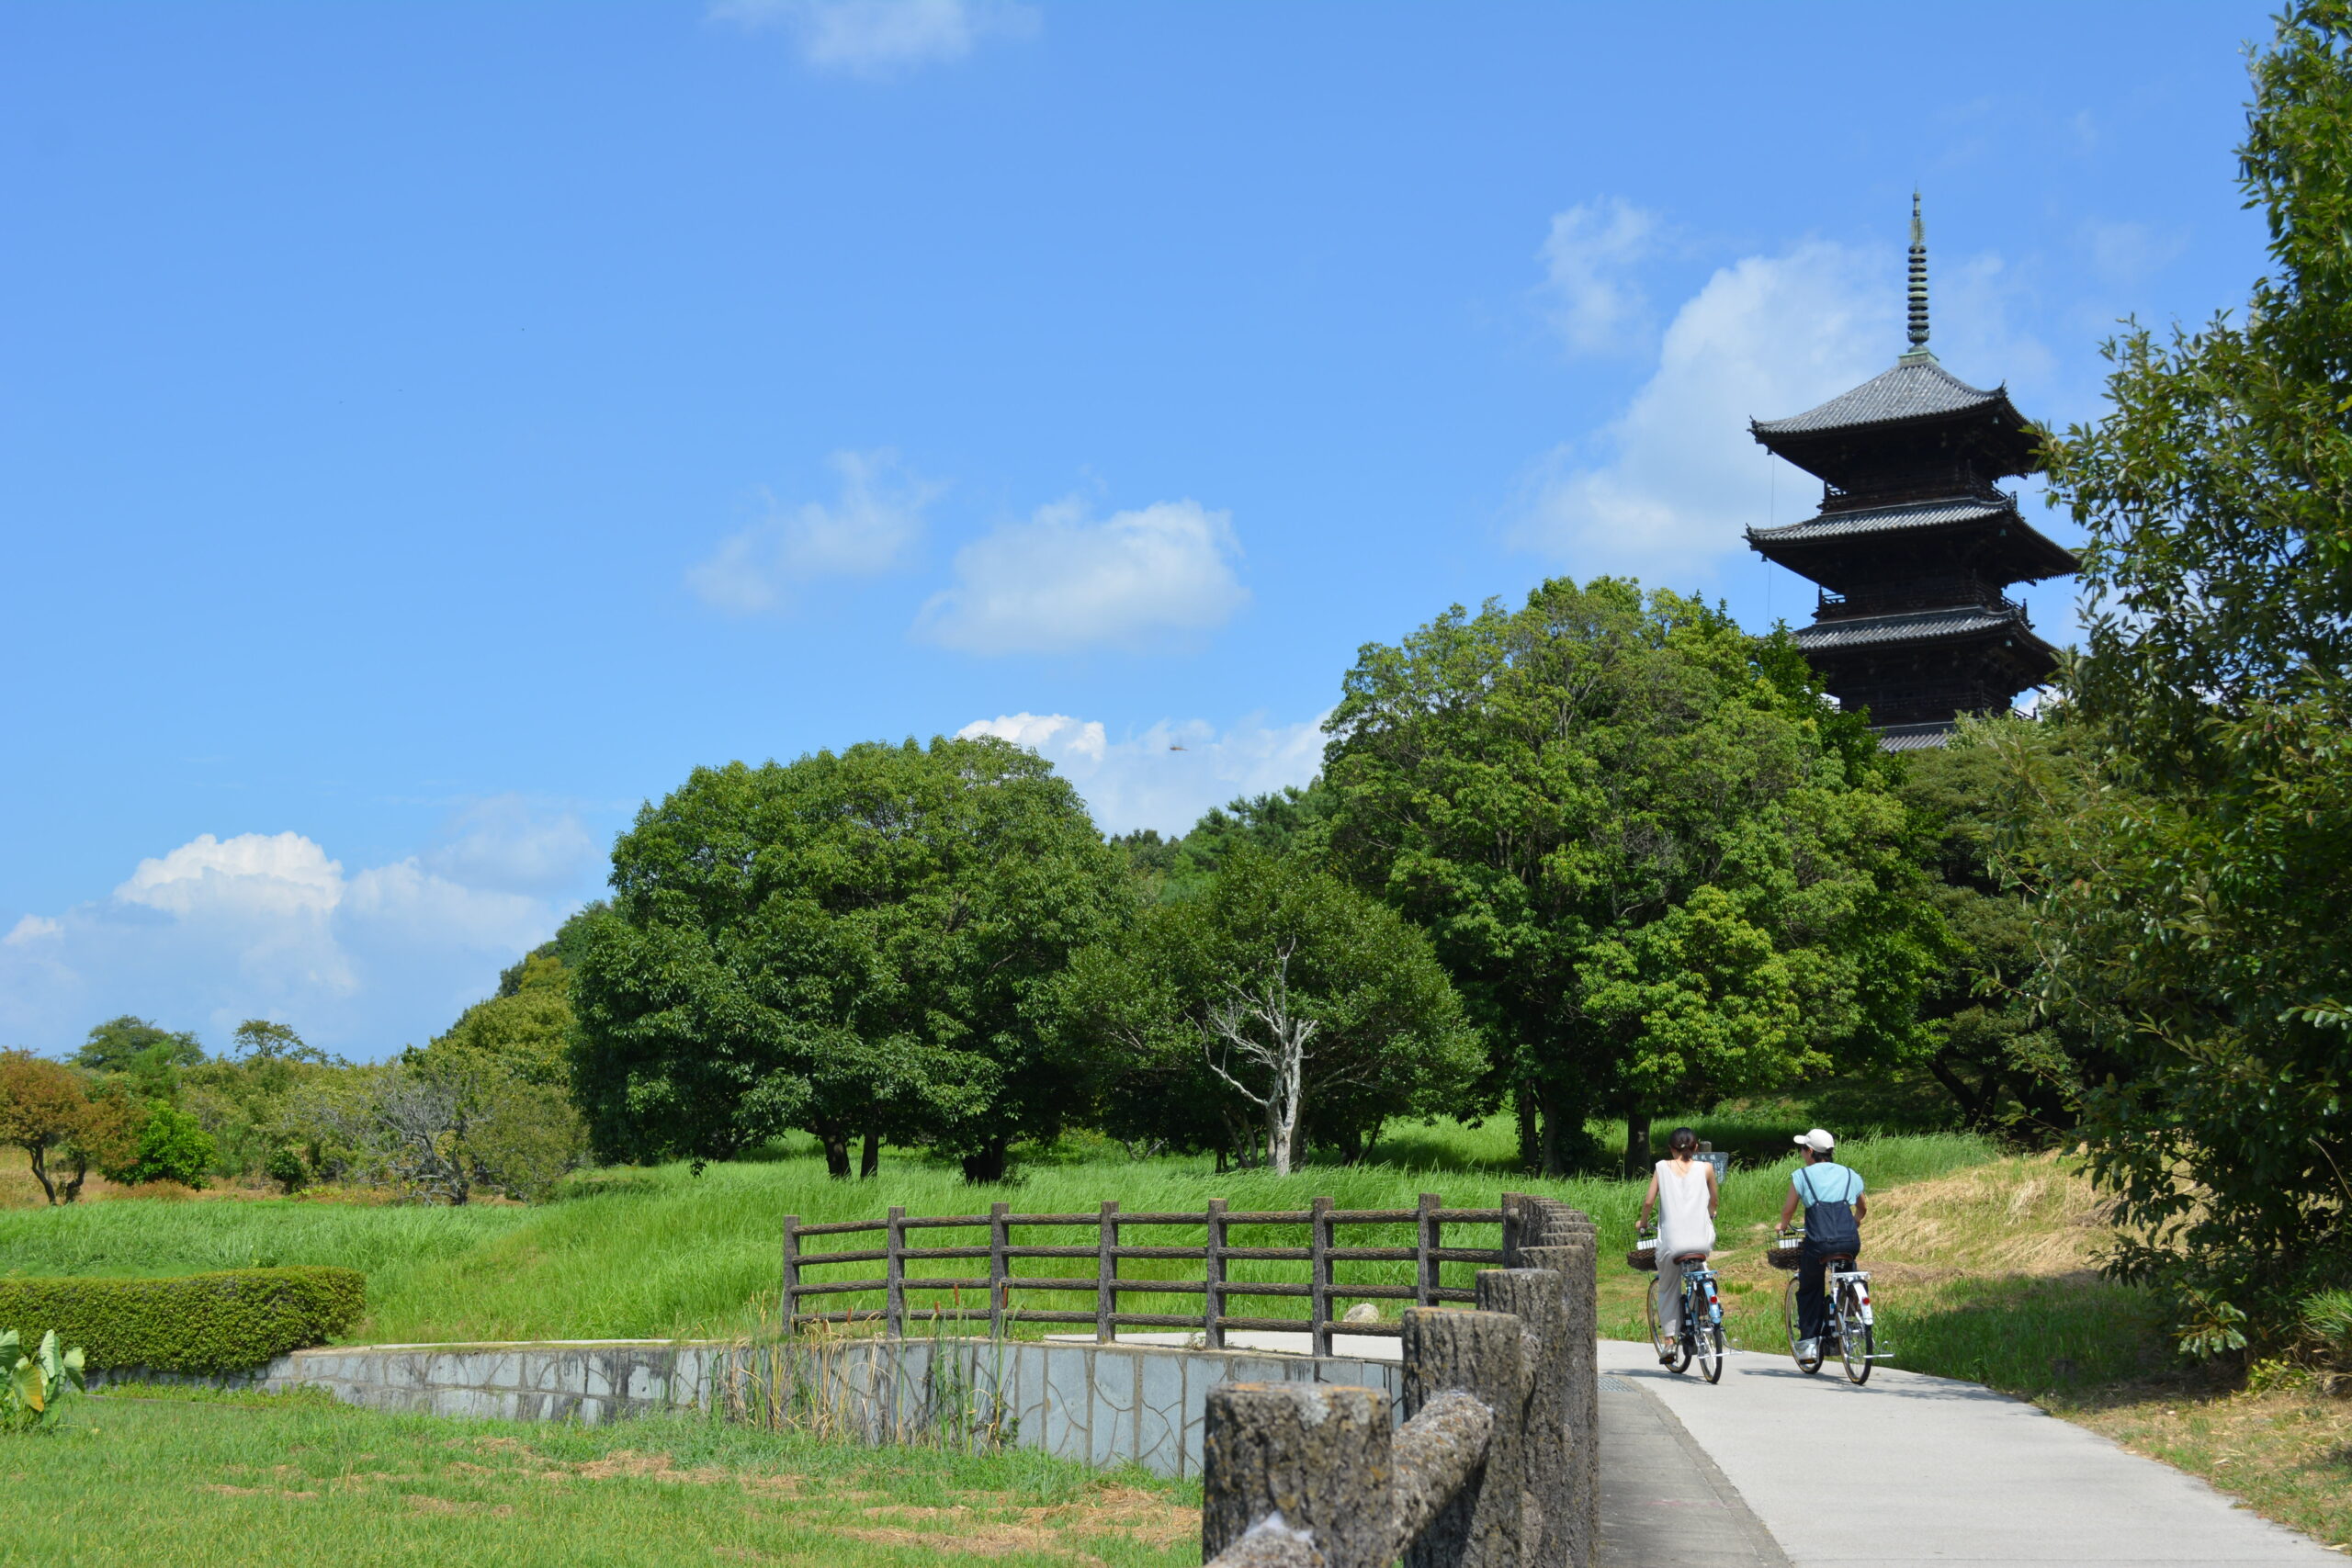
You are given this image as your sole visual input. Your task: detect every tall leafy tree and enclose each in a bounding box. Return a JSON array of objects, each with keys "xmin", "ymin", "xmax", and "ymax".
[
  {"xmin": 1994, "ymin": 2, "xmax": 2352, "ymax": 1337},
  {"xmin": 570, "ymin": 737, "xmax": 1129, "ymax": 1181},
  {"xmin": 1325, "ymin": 577, "xmax": 1941, "ymax": 1173},
  {"xmin": 1899, "ymin": 727, "xmax": 2101, "ymax": 1134},
  {"xmin": 1068, "ymin": 847, "xmax": 1481, "ymax": 1172}
]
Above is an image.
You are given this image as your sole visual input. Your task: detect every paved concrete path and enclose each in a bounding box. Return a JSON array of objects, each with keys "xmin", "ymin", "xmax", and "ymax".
[
  {"xmin": 1600, "ymin": 1370, "xmax": 1789, "ymax": 1568},
  {"xmin": 1598, "ymin": 1338, "xmax": 2338, "ymax": 1568}
]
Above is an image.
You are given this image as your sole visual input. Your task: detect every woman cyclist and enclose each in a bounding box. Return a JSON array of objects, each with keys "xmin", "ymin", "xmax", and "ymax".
[
  {"xmin": 1777, "ymin": 1127, "xmax": 1866, "ymax": 1360},
  {"xmin": 1637, "ymin": 1126, "xmax": 1719, "ymax": 1364}
]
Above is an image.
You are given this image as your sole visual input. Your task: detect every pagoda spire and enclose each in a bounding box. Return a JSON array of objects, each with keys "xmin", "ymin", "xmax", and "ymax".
[{"xmin": 1901, "ymin": 192, "xmax": 1935, "ymax": 363}]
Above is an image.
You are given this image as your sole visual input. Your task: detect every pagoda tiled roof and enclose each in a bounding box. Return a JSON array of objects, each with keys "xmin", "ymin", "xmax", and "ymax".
[
  {"xmin": 1793, "ymin": 603, "xmax": 2043, "ymax": 653},
  {"xmin": 1747, "ymin": 495, "xmax": 2010, "ymax": 547},
  {"xmin": 1873, "ymin": 721, "xmax": 1959, "ymax": 752},
  {"xmin": 1753, "ymin": 359, "xmax": 2014, "ymax": 438}
]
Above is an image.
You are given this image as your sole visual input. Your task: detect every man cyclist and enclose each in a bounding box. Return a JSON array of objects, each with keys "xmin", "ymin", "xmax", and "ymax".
[{"xmin": 1777, "ymin": 1127, "xmax": 1865, "ymax": 1361}]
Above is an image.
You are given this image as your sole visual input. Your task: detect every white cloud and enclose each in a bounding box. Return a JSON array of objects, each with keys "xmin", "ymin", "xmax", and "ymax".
[
  {"xmin": 709, "ymin": 0, "xmax": 1038, "ymax": 77},
  {"xmin": 688, "ymin": 449, "xmax": 941, "ymax": 615},
  {"xmin": 1515, "ymin": 241, "xmax": 1907, "ymax": 581},
  {"xmin": 5, "ymin": 915, "xmax": 60, "ymax": 946},
  {"xmin": 0, "ymin": 810, "xmax": 602, "ymax": 1060},
  {"xmin": 1517, "ymin": 213, "xmax": 2052, "ymax": 585},
  {"xmin": 918, "ymin": 498, "xmax": 1249, "ymax": 655},
  {"xmin": 424, "ymin": 795, "xmax": 599, "ymax": 895},
  {"xmin": 1538, "ymin": 197, "xmax": 1662, "ymax": 355},
  {"xmin": 959, "ymin": 709, "xmax": 1328, "ymax": 836}
]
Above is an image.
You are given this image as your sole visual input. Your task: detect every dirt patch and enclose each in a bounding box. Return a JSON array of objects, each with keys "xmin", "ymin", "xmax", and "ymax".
[
  {"xmin": 404, "ymin": 1494, "xmax": 517, "ymax": 1517},
  {"xmin": 835, "ymin": 1524, "xmax": 1105, "ymax": 1564},
  {"xmin": 203, "ymin": 1483, "xmax": 321, "ymax": 1500}
]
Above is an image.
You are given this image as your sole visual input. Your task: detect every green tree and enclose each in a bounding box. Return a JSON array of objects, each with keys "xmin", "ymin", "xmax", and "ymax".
[
  {"xmin": 111, "ymin": 1103, "xmax": 216, "ymax": 1188},
  {"xmin": 1069, "ymin": 847, "xmax": 1480, "ymax": 1172},
  {"xmin": 1899, "ymin": 726, "xmax": 2099, "ymax": 1134},
  {"xmin": 74, "ymin": 1017, "xmax": 203, "ymax": 1106},
  {"xmin": 434, "ymin": 952, "xmax": 575, "ymax": 1087},
  {"xmin": 73, "ymin": 1017, "xmax": 203, "ymax": 1075},
  {"xmin": 0, "ymin": 1052, "xmax": 94, "ymax": 1204},
  {"xmin": 232, "ymin": 1019, "xmax": 328, "ymax": 1065},
  {"xmin": 1994, "ymin": 2, "xmax": 2352, "ymax": 1340},
  {"xmin": 570, "ymin": 737, "xmax": 1130, "ymax": 1181},
  {"xmin": 1325, "ymin": 577, "xmax": 1942, "ymax": 1174}
]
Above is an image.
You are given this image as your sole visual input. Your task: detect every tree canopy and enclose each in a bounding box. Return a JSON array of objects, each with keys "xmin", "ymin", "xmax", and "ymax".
[
  {"xmin": 1995, "ymin": 1, "xmax": 2352, "ymax": 1340},
  {"xmin": 1067, "ymin": 845, "xmax": 1480, "ymax": 1171},
  {"xmin": 1323, "ymin": 577, "xmax": 1943, "ymax": 1172},
  {"xmin": 569, "ymin": 736, "xmax": 1130, "ymax": 1180}
]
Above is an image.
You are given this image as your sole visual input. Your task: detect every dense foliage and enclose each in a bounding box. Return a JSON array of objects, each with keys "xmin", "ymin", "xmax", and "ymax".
[
  {"xmin": 0, "ymin": 1267, "xmax": 364, "ymax": 1374},
  {"xmin": 570, "ymin": 738, "xmax": 1130, "ymax": 1180},
  {"xmin": 1993, "ymin": 2, "xmax": 2352, "ymax": 1344},
  {"xmin": 1323, "ymin": 578, "xmax": 1943, "ymax": 1173},
  {"xmin": 1066, "ymin": 846, "xmax": 1479, "ymax": 1171}
]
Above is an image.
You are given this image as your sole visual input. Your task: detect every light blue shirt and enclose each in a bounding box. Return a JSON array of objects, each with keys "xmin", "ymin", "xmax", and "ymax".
[{"xmin": 1792, "ymin": 1161, "xmax": 1863, "ymax": 1208}]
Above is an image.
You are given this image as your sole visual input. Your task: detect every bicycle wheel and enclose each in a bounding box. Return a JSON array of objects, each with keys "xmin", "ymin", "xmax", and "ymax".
[
  {"xmin": 1785, "ymin": 1276, "xmax": 1823, "ymax": 1374},
  {"xmin": 1837, "ymin": 1288, "xmax": 1874, "ymax": 1385},
  {"xmin": 1697, "ymin": 1321, "xmax": 1724, "ymax": 1383}
]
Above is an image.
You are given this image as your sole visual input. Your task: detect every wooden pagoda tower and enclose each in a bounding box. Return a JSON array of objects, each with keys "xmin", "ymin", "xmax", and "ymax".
[{"xmin": 1745, "ymin": 198, "xmax": 2077, "ymax": 750}]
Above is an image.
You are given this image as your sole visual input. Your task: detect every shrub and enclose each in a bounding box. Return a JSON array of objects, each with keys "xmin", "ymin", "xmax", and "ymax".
[
  {"xmin": 113, "ymin": 1104, "xmax": 216, "ymax": 1188},
  {"xmin": 264, "ymin": 1146, "xmax": 308, "ymax": 1195},
  {"xmin": 1, "ymin": 1329, "xmax": 85, "ymax": 1431},
  {"xmin": 0, "ymin": 1268, "xmax": 364, "ymax": 1375}
]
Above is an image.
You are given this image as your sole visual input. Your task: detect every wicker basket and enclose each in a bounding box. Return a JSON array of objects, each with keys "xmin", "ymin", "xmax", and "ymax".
[
  {"xmin": 1765, "ymin": 1238, "xmax": 1804, "ymax": 1272},
  {"xmin": 1626, "ymin": 1238, "xmax": 1659, "ymax": 1273}
]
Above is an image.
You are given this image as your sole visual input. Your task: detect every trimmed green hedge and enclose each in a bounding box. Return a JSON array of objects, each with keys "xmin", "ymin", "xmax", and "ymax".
[{"xmin": 0, "ymin": 1267, "xmax": 365, "ymax": 1374}]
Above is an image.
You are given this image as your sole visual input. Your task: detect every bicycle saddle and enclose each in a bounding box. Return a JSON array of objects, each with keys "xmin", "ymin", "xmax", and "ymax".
[{"xmin": 1673, "ymin": 1250, "xmax": 1710, "ymax": 1263}]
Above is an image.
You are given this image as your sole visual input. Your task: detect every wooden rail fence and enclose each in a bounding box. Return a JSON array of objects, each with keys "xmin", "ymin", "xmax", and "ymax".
[{"xmin": 785, "ymin": 1191, "xmax": 1553, "ymax": 1356}]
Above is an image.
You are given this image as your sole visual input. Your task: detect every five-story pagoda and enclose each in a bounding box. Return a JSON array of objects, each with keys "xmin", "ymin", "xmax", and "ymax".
[{"xmin": 1745, "ymin": 199, "xmax": 2076, "ymax": 750}]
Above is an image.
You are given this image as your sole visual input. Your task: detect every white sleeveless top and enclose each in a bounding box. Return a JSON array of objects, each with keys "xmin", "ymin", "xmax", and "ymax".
[{"xmin": 1654, "ymin": 1158, "xmax": 1715, "ymax": 1259}]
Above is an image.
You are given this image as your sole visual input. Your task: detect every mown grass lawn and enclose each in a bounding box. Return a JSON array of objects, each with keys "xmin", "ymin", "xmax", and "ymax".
[{"xmin": 19, "ymin": 1387, "xmax": 1199, "ymax": 1568}]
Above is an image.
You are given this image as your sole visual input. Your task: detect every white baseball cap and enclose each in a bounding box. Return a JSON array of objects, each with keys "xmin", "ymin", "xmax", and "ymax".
[{"xmin": 1793, "ymin": 1128, "xmax": 1836, "ymax": 1154}]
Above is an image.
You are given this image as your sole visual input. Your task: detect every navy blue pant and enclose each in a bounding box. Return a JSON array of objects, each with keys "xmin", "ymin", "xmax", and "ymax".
[{"xmin": 1796, "ymin": 1241, "xmax": 1857, "ymax": 1338}]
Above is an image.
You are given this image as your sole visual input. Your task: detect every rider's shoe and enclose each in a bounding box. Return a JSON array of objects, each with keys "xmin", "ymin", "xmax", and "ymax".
[{"xmin": 1795, "ymin": 1337, "xmax": 1819, "ymax": 1359}]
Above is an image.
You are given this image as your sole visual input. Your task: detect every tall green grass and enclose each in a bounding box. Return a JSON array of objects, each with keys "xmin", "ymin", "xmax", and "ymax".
[
  {"xmin": 0, "ymin": 1198, "xmax": 527, "ymax": 1280},
  {"xmin": 0, "ymin": 1118, "xmax": 1997, "ymax": 1346}
]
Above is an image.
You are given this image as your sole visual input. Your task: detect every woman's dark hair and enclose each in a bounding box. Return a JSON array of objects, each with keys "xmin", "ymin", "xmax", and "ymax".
[{"xmin": 1668, "ymin": 1126, "xmax": 1698, "ymax": 1155}]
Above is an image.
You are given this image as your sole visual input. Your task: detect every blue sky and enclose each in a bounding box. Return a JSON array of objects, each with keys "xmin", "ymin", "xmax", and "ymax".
[{"xmin": 0, "ymin": 1, "xmax": 2278, "ymax": 1058}]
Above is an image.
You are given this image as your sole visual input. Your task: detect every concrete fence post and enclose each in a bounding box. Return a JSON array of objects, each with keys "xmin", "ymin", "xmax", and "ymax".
[
  {"xmin": 1203, "ymin": 1382, "xmax": 1394, "ymax": 1568},
  {"xmin": 1401, "ymin": 1306, "xmax": 1528, "ymax": 1568},
  {"xmin": 1487, "ymin": 1262, "xmax": 1577, "ymax": 1568},
  {"xmin": 1523, "ymin": 1229, "xmax": 1599, "ymax": 1568}
]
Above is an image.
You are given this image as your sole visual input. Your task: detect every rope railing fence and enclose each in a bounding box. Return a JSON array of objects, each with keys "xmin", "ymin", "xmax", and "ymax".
[
  {"xmin": 784, "ymin": 1191, "xmax": 1568, "ymax": 1356},
  {"xmin": 1202, "ymin": 1193, "xmax": 1600, "ymax": 1568}
]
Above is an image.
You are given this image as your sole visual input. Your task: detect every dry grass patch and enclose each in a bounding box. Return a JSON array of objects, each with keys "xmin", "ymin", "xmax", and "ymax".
[{"xmin": 2073, "ymin": 1384, "xmax": 2352, "ymax": 1552}]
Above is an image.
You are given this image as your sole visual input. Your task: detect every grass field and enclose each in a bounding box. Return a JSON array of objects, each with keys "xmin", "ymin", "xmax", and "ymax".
[
  {"xmin": 26, "ymin": 1384, "xmax": 1198, "ymax": 1568},
  {"xmin": 0, "ymin": 1118, "xmax": 1997, "ymax": 1344},
  {"xmin": 7, "ymin": 1118, "xmax": 2340, "ymax": 1553}
]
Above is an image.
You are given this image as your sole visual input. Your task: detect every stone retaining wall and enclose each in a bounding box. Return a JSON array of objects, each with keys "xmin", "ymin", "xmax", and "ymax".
[{"xmin": 115, "ymin": 1337, "xmax": 1402, "ymax": 1480}]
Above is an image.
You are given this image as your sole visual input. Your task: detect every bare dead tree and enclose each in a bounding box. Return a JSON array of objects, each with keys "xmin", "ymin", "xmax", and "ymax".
[{"xmin": 1202, "ymin": 942, "xmax": 1319, "ymax": 1176}]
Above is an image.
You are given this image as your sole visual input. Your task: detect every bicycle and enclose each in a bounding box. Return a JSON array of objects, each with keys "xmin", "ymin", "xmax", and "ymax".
[
  {"xmin": 1639, "ymin": 1233, "xmax": 1726, "ymax": 1384},
  {"xmin": 1773, "ymin": 1229, "xmax": 1875, "ymax": 1385}
]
